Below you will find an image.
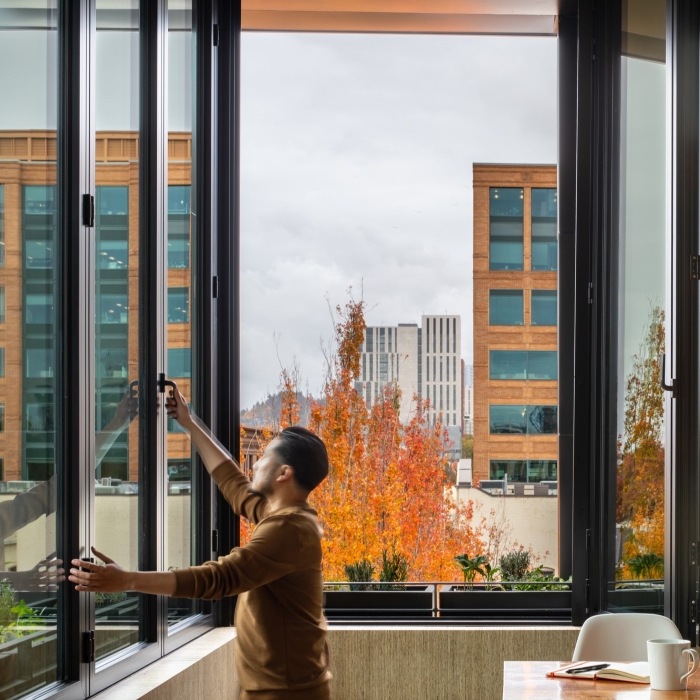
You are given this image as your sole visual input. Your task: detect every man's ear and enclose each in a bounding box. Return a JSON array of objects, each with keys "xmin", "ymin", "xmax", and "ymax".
[{"xmin": 276, "ymin": 465, "xmax": 294, "ymax": 483}]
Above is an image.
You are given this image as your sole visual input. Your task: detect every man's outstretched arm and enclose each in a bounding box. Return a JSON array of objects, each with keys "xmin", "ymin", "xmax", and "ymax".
[{"xmin": 69, "ymin": 546, "xmax": 176, "ymax": 596}]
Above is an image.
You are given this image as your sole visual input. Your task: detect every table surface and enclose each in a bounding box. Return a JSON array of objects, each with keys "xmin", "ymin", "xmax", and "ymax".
[{"xmin": 503, "ymin": 661, "xmax": 700, "ymax": 699}]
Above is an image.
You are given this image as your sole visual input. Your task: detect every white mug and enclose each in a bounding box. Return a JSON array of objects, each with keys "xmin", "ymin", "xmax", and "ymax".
[{"xmin": 647, "ymin": 638, "xmax": 700, "ymax": 690}]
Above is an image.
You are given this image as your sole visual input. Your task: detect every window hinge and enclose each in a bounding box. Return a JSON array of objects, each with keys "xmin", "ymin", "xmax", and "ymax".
[
  {"xmin": 692, "ymin": 255, "xmax": 699, "ymax": 280},
  {"xmin": 691, "ymin": 599, "xmax": 698, "ymax": 625},
  {"xmin": 212, "ymin": 529, "xmax": 218, "ymax": 552},
  {"xmin": 82, "ymin": 194, "xmax": 95, "ymax": 228},
  {"xmin": 586, "ymin": 528, "xmax": 592, "ymax": 551},
  {"xmin": 213, "ymin": 24, "xmax": 219, "ymax": 47},
  {"xmin": 691, "ymin": 541, "xmax": 697, "ymax": 567},
  {"xmin": 82, "ymin": 630, "xmax": 95, "ymax": 663},
  {"xmin": 587, "ymin": 283, "xmax": 594, "ymax": 305},
  {"xmin": 212, "ymin": 275, "xmax": 219, "ymax": 299}
]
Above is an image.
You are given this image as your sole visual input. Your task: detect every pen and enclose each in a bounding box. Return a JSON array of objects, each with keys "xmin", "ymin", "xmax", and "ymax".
[{"xmin": 566, "ymin": 664, "xmax": 610, "ymax": 675}]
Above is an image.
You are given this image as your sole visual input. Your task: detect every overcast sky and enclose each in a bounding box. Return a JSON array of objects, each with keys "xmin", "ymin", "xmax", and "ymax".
[{"xmin": 240, "ymin": 32, "xmax": 557, "ymax": 409}]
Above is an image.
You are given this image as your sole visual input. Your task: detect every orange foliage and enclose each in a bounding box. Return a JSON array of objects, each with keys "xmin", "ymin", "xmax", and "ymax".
[
  {"xmin": 617, "ymin": 305, "xmax": 665, "ymax": 579},
  {"xmin": 302, "ymin": 295, "xmax": 482, "ymax": 580}
]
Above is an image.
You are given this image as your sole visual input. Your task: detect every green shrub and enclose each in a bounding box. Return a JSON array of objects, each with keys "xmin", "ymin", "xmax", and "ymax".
[
  {"xmin": 344, "ymin": 560, "xmax": 376, "ymax": 591},
  {"xmin": 378, "ymin": 549, "xmax": 408, "ymax": 590},
  {"xmin": 499, "ymin": 550, "xmax": 531, "ymax": 584}
]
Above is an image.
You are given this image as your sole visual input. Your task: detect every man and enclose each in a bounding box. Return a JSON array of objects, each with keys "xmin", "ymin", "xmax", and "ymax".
[{"xmin": 69, "ymin": 389, "xmax": 332, "ymax": 700}]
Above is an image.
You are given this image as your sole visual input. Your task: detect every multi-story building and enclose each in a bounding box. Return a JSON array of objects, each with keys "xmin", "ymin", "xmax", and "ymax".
[
  {"xmin": 356, "ymin": 315, "xmax": 461, "ymax": 429},
  {"xmin": 0, "ymin": 131, "xmax": 193, "ymax": 482},
  {"xmin": 472, "ymin": 163, "xmax": 557, "ymax": 485}
]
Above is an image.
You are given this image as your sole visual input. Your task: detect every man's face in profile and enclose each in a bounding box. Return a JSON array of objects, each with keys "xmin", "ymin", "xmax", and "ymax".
[{"xmin": 249, "ymin": 439, "xmax": 283, "ymax": 498}]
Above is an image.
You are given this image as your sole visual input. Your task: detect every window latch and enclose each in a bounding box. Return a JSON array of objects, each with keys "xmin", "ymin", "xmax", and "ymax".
[
  {"xmin": 158, "ymin": 373, "xmax": 178, "ymax": 394},
  {"xmin": 82, "ymin": 630, "xmax": 95, "ymax": 663},
  {"xmin": 660, "ymin": 353, "xmax": 676, "ymax": 396},
  {"xmin": 82, "ymin": 194, "xmax": 94, "ymax": 228},
  {"xmin": 212, "ymin": 529, "xmax": 218, "ymax": 553},
  {"xmin": 692, "ymin": 255, "xmax": 699, "ymax": 280}
]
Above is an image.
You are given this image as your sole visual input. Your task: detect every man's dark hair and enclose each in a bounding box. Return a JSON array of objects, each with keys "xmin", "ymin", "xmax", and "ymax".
[{"xmin": 272, "ymin": 426, "xmax": 329, "ymax": 492}]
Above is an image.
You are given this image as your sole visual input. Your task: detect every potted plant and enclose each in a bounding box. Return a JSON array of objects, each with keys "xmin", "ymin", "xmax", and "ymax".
[
  {"xmin": 439, "ymin": 550, "xmax": 571, "ymax": 619},
  {"xmin": 324, "ymin": 549, "xmax": 434, "ymax": 618}
]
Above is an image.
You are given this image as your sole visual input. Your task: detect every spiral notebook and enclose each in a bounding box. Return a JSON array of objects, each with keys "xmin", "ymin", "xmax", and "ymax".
[{"xmin": 547, "ymin": 661, "xmax": 650, "ymax": 684}]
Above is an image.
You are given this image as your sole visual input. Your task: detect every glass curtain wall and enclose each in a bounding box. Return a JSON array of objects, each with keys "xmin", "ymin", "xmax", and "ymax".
[
  {"xmin": 0, "ymin": 3, "xmax": 61, "ymax": 697},
  {"xmin": 610, "ymin": 0, "xmax": 667, "ymax": 612},
  {"xmin": 166, "ymin": 0, "xmax": 200, "ymax": 628},
  {"xmin": 93, "ymin": 0, "xmax": 144, "ymax": 661}
]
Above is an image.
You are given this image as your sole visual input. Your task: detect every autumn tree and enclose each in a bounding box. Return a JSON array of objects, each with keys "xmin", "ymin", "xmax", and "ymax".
[
  {"xmin": 305, "ymin": 294, "xmax": 482, "ymax": 581},
  {"xmin": 617, "ymin": 304, "xmax": 665, "ymax": 579}
]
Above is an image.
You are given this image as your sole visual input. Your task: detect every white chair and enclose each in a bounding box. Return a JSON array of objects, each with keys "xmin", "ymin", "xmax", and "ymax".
[{"xmin": 572, "ymin": 613, "xmax": 683, "ymax": 661}]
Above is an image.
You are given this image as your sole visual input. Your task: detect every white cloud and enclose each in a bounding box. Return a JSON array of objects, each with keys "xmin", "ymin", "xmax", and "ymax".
[{"xmin": 240, "ymin": 32, "xmax": 557, "ymax": 408}]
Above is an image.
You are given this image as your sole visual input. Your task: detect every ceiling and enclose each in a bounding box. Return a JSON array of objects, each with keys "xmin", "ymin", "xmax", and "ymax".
[{"xmin": 241, "ymin": 0, "xmax": 559, "ymax": 35}]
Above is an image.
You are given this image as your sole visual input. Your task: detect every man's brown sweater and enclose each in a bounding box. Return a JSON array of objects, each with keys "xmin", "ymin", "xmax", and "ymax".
[{"xmin": 172, "ymin": 460, "xmax": 330, "ymax": 694}]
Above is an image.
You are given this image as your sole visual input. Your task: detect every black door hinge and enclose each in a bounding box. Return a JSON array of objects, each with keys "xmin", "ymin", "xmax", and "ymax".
[
  {"xmin": 212, "ymin": 275, "xmax": 219, "ymax": 299},
  {"xmin": 212, "ymin": 529, "xmax": 218, "ymax": 552},
  {"xmin": 691, "ymin": 541, "xmax": 697, "ymax": 567},
  {"xmin": 587, "ymin": 282, "xmax": 594, "ymax": 305},
  {"xmin": 213, "ymin": 24, "xmax": 219, "ymax": 47},
  {"xmin": 82, "ymin": 194, "xmax": 95, "ymax": 227},
  {"xmin": 692, "ymin": 255, "xmax": 699, "ymax": 280},
  {"xmin": 586, "ymin": 528, "xmax": 592, "ymax": 551},
  {"xmin": 691, "ymin": 599, "xmax": 698, "ymax": 625},
  {"xmin": 83, "ymin": 630, "xmax": 95, "ymax": 663}
]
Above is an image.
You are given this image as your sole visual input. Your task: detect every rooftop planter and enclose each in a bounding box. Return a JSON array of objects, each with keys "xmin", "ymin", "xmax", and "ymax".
[
  {"xmin": 324, "ymin": 584, "xmax": 435, "ymax": 618},
  {"xmin": 438, "ymin": 583, "xmax": 571, "ymax": 620}
]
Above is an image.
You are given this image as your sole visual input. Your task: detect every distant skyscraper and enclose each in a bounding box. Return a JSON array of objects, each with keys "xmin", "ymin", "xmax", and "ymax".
[
  {"xmin": 356, "ymin": 315, "xmax": 461, "ymax": 428},
  {"xmin": 464, "ymin": 364, "xmax": 474, "ymax": 387}
]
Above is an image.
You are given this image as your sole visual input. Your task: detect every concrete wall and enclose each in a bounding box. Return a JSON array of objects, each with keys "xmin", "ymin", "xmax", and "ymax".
[{"xmin": 459, "ymin": 486, "xmax": 559, "ymax": 573}]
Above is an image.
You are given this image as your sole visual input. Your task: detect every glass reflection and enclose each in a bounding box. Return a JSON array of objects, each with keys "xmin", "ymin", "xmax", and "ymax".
[{"xmin": 0, "ymin": 3, "xmax": 61, "ymax": 696}]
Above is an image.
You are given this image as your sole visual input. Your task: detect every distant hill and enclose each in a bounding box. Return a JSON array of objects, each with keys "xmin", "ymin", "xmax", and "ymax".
[{"xmin": 240, "ymin": 391, "xmax": 313, "ymax": 428}]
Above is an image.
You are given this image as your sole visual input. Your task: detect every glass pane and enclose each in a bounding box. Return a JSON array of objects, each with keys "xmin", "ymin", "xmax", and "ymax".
[
  {"xmin": 612, "ymin": 0, "xmax": 666, "ymax": 612},
  {"xmin": 527, "ymin": 351, "xmax": 557, "ymax": 380},
  {"xmin": 489, "ymin": 405, "xmax": 527, "ymax": 434},
  {"xmin": 531, "ymin": 289, "xmax": 557, "ymax": 325},
  {"xmin": 167, "ymin": 287, "xmax": 189, "ymax": 323},
  {"xmin": 489, "ymin": 187, "xmax": 524, "ymax": 270},
  {"xmin": 531, "ymin": 188, "xmax": 557, "ymax": 271},
  {"xmin": 528, "ymin": 460, "xmax": 557, "ymax": 482},
  {"xmin": 489, "ymin": 350, "xmax": 527, "ymax": 380},
  {"xmin": 167, "ymin": 0, "xmax": 199, "ymax": 628},
  {"xmin": 94, "ymin": 1, "xmax": 142, "ymax": 660},
  {"xmin": 527, "ymin": 405, "xmax": 557, "ymax": 434},
  {"xmin": 490, "ymin": 460, "xmax": 527, "ymax": 483},
  {"xmin": 489, "ymin": 290, "xmax": 523, "ymax": 325},
  {"xmin": 0, "ymin": 3, "xmax": 61, "ymax": 695}
]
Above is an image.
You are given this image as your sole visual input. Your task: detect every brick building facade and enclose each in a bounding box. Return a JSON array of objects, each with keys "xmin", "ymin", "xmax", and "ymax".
[{"xmin": 472, "ymin": 163, "xmax": 558, "ymax": 485}]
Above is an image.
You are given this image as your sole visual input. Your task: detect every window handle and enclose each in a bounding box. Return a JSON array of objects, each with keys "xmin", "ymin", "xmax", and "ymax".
[
  {"xmin": 157, "ymin": 373, "xmax": 178, "ymax": 394},
  {"xmin": 129, "ymin": 379, "xmax": 139, "ymax": 398},
  {"xmin": 660, "ymin": 353, "xmax": 676, "ymax": 395}
]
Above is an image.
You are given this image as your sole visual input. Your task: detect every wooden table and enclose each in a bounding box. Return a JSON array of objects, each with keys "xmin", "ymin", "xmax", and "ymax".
[{"xmin": 503, "ymin": 661, "xmax": 700, "ymax": 699}]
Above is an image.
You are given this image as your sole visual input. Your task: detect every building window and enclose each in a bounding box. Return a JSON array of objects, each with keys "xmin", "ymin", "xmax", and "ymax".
[
  {"xmin": 25, "ymin": 292, "xmax": 54, "ymax": 325},
  {"xmin": 98, "ymin": 291, "xmax": 128, "ymax": 324},
  {"xmin": 0, "ymin": 458, "xmax": 4, "ymax": 479},
  {"xmin": 490, "ymin": 405, "xmax": 558, "ymax": 434},
  {"xmin": 489, "ymin": 350, "xmax": 527, "ymax": 380},
  {"xmin": 168, "ymin": 185, "xmax": 191, "ymax": 269},
  {"xmin": 490, "ymin": 350, "xmax": 557, "ymax": 380},
  {"xmin": 489, "ymin": 187, "xmax": 524, "ymax": 270},
  {"xmin": 26, "ymin": 347, "xmax": 53, "ymax": 378},
  {"xmin": 531, "ymin": 289, "xmax": 557, "ymax": 325},
  {"xmin": 379, "ymin": 353, "xmax": 388, "ymax": 380},
  {"xmin": 366, "ymin": 327, "xmax": 373, "ymax": 352},
  {"xmin": 531, "ymin": 188, "xmax": 557, "ymax": 270},
  {"xmin": 490, "ymin": 459, "xmax": 557, "ymax": 483},
  {"xmin": 168, "ymin": 287, "xmax": 190, "ymax": 323},
  {"xmin": 527, "ymin": 351, "xmax": 558, "ymax": 380},
  {"xmin": 490, "ymin": 289, "xmax": 524, "ymax": 325},
  {"xmin": 0, "ymin": 287, "xmax": 5, "ymax": 323},
  {"xmin": 0, "ymin": 347, "xmax": 5, "ymax": 378},
  {"xmin": 168, "ymin": 348, "xmax": 192, "ymax": 378},
  {"xmin": 0, "ymin": 403, "xmax": 4, "ymax": 432}
]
